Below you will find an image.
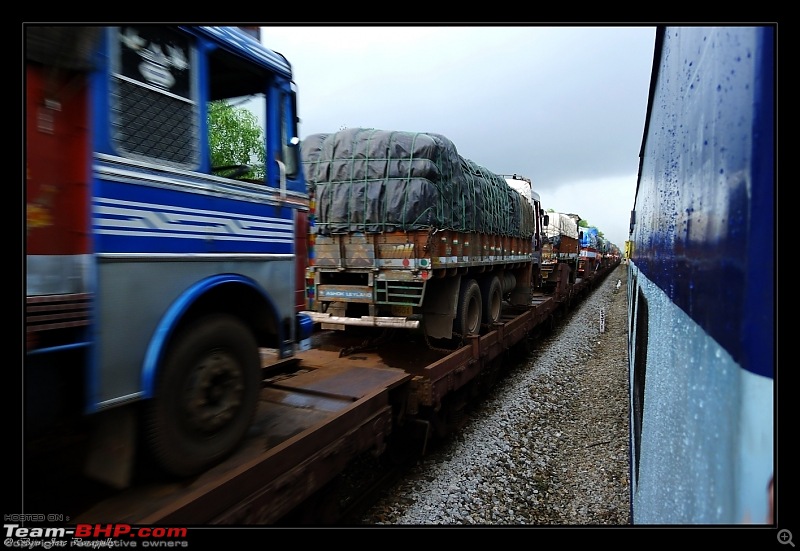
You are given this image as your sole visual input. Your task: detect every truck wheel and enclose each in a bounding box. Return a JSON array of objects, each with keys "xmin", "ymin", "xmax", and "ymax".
[
  {"xmin": 481, "ymin": 275, "xmax": 502, "ymax": 325},
  {"xmin": 455, "ymin": 279, "xmax": 482, "ymax": 337},
  {"xmin": 145, "ymin": 313, "xmax": 261, "ymax": 478}
]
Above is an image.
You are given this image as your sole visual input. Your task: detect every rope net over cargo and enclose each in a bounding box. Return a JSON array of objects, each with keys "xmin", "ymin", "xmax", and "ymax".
[{"xmin": 301, "ymin": 128, "xmax": 534, "ymax": 239}]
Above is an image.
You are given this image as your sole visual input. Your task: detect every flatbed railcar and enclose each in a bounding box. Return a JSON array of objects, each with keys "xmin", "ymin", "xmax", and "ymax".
[{"xmin": 28, "ymin": 261, "xmax": 617, "ymax": 526}]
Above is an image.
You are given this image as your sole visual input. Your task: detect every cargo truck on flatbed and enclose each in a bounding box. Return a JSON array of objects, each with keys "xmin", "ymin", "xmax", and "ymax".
[
  {"xmin": 300, "ymin": 128, "xmax": 547, "ymax": 340},
  {"xmin": 541, "ymin": 211, "xmax": 581, "ymax": 294},
  {"xmin": 25, "ymin": 25, "xmax": 309, "ymax": 488}
]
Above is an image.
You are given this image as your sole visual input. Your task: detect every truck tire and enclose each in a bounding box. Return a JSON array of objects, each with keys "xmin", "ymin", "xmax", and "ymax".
[
  {"xmin": 455, "ymin": 279, "xmax": 482, "ymax": 337},
  {"xmin": 481, "ymin": 275, "xmax": 503, "ymax": 325},
  {"xmin": 145, "ymin": 313, "xmax": 261, "ymax": 478}
]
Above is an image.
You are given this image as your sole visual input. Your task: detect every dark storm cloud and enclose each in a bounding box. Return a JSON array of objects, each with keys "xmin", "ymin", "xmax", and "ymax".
[{"xmin": 262, "ymin": 25, "xmax": 657, "ymax": 247}]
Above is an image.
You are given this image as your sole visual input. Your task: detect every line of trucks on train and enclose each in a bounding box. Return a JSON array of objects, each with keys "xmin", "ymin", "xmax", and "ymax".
[
  {"xmin": 24, "ymin": 26, "xmax": 621, "ymax": 525},
  {"xmin": 300, "ymin": 127, "xmax": 621, "ymax": 343},
  {"xmin": 74, "ymin": 127, "xmax": 621, "ymax": 525}
]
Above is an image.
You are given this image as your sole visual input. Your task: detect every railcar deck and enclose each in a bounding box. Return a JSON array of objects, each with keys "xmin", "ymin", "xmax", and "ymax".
[
  {"xmin": 53, "ymin": 264, "xmax": 615, "ymax": 525},
  {"xmin": 75, "ymin": 341, "xmax": 412, "ymax": 524}
]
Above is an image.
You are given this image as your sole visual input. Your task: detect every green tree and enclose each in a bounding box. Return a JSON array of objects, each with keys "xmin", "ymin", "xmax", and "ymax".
[{"xmin": 208, "ymin": 100, "xmax": 265, "ymax": 179}]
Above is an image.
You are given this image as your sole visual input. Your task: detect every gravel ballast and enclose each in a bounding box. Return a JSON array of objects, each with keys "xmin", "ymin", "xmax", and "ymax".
[{"xmin": 359, "ymin": 263, "xmax": 631, "ymax": 525}]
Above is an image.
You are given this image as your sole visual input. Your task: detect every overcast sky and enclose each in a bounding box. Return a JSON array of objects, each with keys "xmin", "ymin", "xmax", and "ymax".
[{"xmin": 261, "ymin": 25, "xmax": 657, "ymax": 248}]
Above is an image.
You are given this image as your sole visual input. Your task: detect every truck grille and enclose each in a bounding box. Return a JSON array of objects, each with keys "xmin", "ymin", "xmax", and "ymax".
[{"xmin": 375, "ymin": 280, "xmax": 424, "ymax": 306}]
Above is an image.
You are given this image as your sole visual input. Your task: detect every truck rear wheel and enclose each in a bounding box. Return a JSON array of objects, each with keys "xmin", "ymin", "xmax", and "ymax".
[
  {"xmin": 481, "ymin": 275, "xmax": 503, "ymax": 325},
  {"xmin": 145, "ymin": 313, "xmax": 261, "ymax": 478},
  {"xmin": 455, "ymin": 279, "xmax": 482, "ymax": 337}
]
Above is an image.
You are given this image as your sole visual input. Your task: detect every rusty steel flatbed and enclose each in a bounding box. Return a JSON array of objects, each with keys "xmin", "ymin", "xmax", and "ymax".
[
  {"xmin": 76, "ymin": 344, "xmax": 411, "ymax": 525},
  {"xmin": 71, "ymin": 268, "xmax": 610, "ymax": 525}
]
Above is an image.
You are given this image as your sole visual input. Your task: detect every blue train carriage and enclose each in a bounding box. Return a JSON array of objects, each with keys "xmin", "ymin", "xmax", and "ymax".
[
  {"xmin": 627, "ymin": 26, "xmax": 774, "ymax": 523},
  {"xmin": 25, "ymin": 26, "xmax": 308, "ymax": 487}
]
